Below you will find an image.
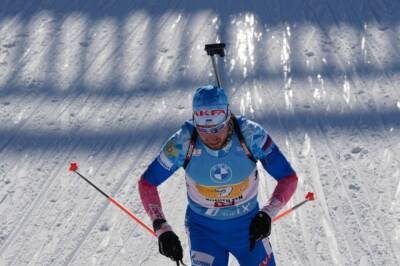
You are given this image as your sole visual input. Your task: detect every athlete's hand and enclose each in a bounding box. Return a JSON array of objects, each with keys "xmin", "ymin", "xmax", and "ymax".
[
  {"xmin": 249, "ymin": 211, "xmax": 271, "ymax": 251},
  {"xmin": 153, "ymin": 219, "xmax": 183, "ymax": 262},
  {"xmin": 158, "ymin": 231, "xmax": 183, "ymax": 261}
]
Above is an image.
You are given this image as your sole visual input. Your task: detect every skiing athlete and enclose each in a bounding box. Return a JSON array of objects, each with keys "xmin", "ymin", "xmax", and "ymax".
[{"xmin": 138, "ymin": 85, "xmax": 298, "ymax": 265}]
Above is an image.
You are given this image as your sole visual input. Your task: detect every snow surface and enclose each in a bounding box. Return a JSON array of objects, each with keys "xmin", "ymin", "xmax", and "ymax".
[{"xmin": 0, "ymin": 0, "xmax": 399, "ymax": 265}]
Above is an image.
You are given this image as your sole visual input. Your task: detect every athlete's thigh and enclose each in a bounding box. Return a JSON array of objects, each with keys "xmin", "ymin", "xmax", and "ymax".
[
  {"xmin": 186, "ymin": 226, "xmax": 229, "ymax": 266},
  {"xmin": 185, "ymin": 216, "xmax": 229, "ymax": 265}
]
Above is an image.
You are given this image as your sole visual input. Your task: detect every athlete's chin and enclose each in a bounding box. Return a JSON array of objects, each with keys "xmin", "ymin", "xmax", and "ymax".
[{"xmin": 207, "ymin": 142, "xmax": 223, "ymax": 149}]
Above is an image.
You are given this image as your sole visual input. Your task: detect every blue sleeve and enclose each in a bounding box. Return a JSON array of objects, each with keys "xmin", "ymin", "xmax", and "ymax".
[
  {"xmin": 260, "ymin": 146, "xmax": 295, "ymax": 181},
  {"xmin": 142, "ymin": 121, "xmax": 193, "ymax": 186},
  {"xmin": 142, "ymin": 158, "xmax": 175, "ymax": 186},
  {"xmin": 237, "ymin": 116, "xmax": 295, "ymax": 181}
]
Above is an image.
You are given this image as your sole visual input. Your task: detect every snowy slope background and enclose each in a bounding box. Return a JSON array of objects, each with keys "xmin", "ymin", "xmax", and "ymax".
[{"xmin": 0, "ymin": 0, "xmax": 399, "ymax": 265}]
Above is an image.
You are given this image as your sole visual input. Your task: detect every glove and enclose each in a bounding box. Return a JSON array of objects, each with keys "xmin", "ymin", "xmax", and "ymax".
[
  {"xmin": 153, "ymin": 219, "xmax": 183, "ymax": 262},
  {"xmin": 249, "ymin": 211, "xmax": 271, "ymax": 251},
  {"xmin": 158, "ymin": 231, "xmax": 183, "ymax": 262}
]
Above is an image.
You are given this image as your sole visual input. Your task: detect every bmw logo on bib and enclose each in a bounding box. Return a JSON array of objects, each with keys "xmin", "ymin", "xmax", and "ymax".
[{"xmin": 210, "ymin": 164, "xmax": 232, "ymax": 183}]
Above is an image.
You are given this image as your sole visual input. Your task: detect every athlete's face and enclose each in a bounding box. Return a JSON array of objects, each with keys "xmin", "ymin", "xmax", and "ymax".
[{"xmin": 196, "ymin": 122, "xmax": 230, "ymax": 150}]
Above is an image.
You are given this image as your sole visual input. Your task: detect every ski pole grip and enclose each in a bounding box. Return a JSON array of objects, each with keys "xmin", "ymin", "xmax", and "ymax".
[{"xmin": 205, "ymin": 43, "xmax": 226, "ymax": 57}]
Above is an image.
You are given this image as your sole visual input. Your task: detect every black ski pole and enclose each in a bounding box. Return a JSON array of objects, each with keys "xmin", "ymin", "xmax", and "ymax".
[
  {"xmin": 68, "ymin": 162, "xmax": 157, "ymax": 236},
  {"xmin": 69, "ymin": 163, "xmax": 190, "ymax": 265},
  {"xmin": 272, "ymin": 192, "xmax": 315, "ymax": 222}
]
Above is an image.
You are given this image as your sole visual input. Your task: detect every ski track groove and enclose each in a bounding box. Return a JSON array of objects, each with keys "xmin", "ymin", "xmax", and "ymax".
[
  {"xmin": 0, "ymin": 151, "xmax": 51, "ymax": 236},
  {"xmin": 258, "ymin": 165, "xmax": 306, "ymax": 265},
  {"xmin": 340, "ymin": 0, "xmax": 400, "ymax": 101},
  {"xmin": 268, "ymin": 81, "xmax": 366, "ymax": 265},
  {"xmin": 10, "ymin": 95, "xmax": 135, "ymax": 265},
  {"xmin": 0, "ymin": 73, "xmax": 122, "ymax": 255},
  {"xmin": 61, "ymin": 96, "xmax": 149, "ymax": 264},
  {"xmin": 0, "ymin": 24, "xmax": 94, "ymax": 226},
  {"xmin": 345, "ymin": 0, "xmax": 400, "ymax": 158},
  {"xmin": 1, "ymin": 80, "xmax": 128, "ymax": 262},
  {"xmin": 298, "ymin": 122, "xmax": 356, "ymax": 264},
  {"xmin": 64, "ymin": 4, "xmax": 189, "ymax": 264},
  {"xmin": 244, "ymin": 1, "xmax": 318, "ymax": 264},
  {"xmin": 3, "ymin": 123, "xmax": 104, "ymax": 264},
  {"xmin": 65, "ymin": 138, "xmax": 152, "ymax": 266},
  {"xmin": 325, "ymin": 0, "xmax": 394, "ymax": 94},
  {"xmin": 250, "ymin": 85, "xmax": 311, "ymax": 264},
  {"xmin": 304, "ymin": 1, "xmax": 398, "ymax": 263},
  {"xmin": 312, "ymin": 103, "xmax": 380, "ymax": 265},
  {"xmin": 0, "ymin": 135, "xmax": 61, "ymax": 252},
  {"xmin": 307, "ymin": 143, "xmax": 345, "ymax": 265},
  {"xmin": 238, "ymin": 1, "xmax": 299, "ymax": 262},
  {"xmin": 365, "ymin": 0, "xmax": 400, "ymax": 64},
  {"xmin": 38, "ymin": 145, "xmax": 124, "ymax": 265},
  {"xmin": 322, "ymin": 0, "xmax": 400, "ymax": 165},
  {"xmin": 338, "ymin": 66, "xmax": 400, "ymax": 264},
  {"xmin": 0, "ymin": 1, "xmax": 166, "ymax": 260},
  {"xmin": 14, "ymin": 83, "xmax": 146, "ymax": 264},
  {"xmin": 312, "ymin": 0, "xmax": 399, "ymax": 192},
  {"xmin": 252, "ymin": 0, "xmax": 392, "ymax": 262},
  {"xmin": 269, "ymin": 91, "xmax": 341, "ymax": 265},
  {"xmin": 58, "ymin": 84, "xmax": 164, "ymax": 265},
  {"xmin": 322, "ymin": 78, "xmax": 399, "ymax": 263},
  {"xmin": 274, "ymin": 1, "xmax": 336, "ymax": 264},
  {"xmin": 311, "ymin": 1, "xmax": 400, "ymax": 263},
  {"xmin": 0, "ymin": 94, "xmax": 52, "ymax": 155},
  {"xmin": 303, "ymin": 8, "xmax": 396, "ymax": 263},
  {"xmin": 64, "ymin": 11, "xmax": 186, "ymax": 266},
  {"xmin": 63, "ymin": 6, "xmax": 188, "ymax": 264},
  {"xmin": 301, "ymin": 114, "xmax": 346, "ymax": 264},
  {"xmin": 257, "ymin": 82, "xmax": 326, "ymax": 265},
  {"xmin": 89, "ymin": 110, "xmax": 180, "ymax": 266},
  {"xmin": 0, "ymin": 88, "xmax": 92, "ymax": 256},
  {"xmin": 243, "ymin": 18, "xmax": 316, "ymax": 266},
  {"xmin": 98, "ymin": 162, "xmax": 157, "ymax": 266},
  {"xmin": 0, "ymin": 7, "xmax": 92, "ymax": 156},
  {"xmin": 286, "ymin": 144, "xmax": 313, "ymax": 266},
  {"xmin": 1, "ymin": 138, "xmax": 84, "ymax": 259}
]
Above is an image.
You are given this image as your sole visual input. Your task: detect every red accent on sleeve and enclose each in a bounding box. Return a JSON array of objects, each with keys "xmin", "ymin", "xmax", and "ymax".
[
  {"xmin": 262, "ymin": 173, "xmax": 298, "ymax": 217},
  {"xmin": 272, "ymin": 173, "xmax": 298, "ymax": 205},
  {"xmin": 138, "ymin": 176, "xmax": 166, "ymax": 222}
]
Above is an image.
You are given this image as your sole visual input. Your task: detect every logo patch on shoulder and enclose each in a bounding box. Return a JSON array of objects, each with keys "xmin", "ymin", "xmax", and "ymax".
[
  {"xmin": 210, "ymin": 164, "xmax": 232, "ymax": 183},
  {"xmin": 165, "ymin": 140, "xmax": 178, "ymax": 157}
]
